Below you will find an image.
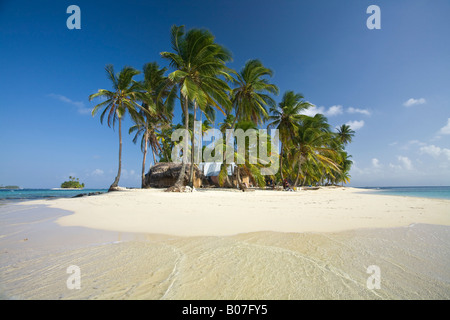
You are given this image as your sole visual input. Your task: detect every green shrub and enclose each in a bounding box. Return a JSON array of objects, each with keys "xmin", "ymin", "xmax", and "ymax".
[{"xmin": 61, "ymin": 176, "xmax": 85, "ymax": 189}]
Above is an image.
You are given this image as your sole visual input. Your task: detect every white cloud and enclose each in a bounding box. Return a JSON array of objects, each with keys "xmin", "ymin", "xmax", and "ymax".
[
  {"xmin": 420, "ymin": 145, "xmax": 441, "ymax": 158},
  {"xmin": 346, "ymin": 120, "xmax": 365, "ymax": 131},
  {"xmin": 48, "ymin": 93, "xmax": 92, "ymax": 114},
  {"xmin": 91, "ymin": 169, "xmax": 104, "ymax": 176},
  {"xmin": 399, "ymin": 140, "xmax": 426, "ymax": 150},
  {"xmin": 420, "ymin": 145, "xmax": 450, "ymax": 161},
  {"xmin": 301, "ymin": 104, "xmax": 372, "ymax": 118},
  {"xmin": 121, "ymin": 169, "xmax": 139, "ymax": 180},
  {"xmin": 397, "ymin": 156, "xmax": 413, "ymax": 170},
  {"xmin": 408, "ymin": 140, "xmax": 425, "ymax": 146},
  {"xmin": 300, "ymin": 105, "xmax": 322, "ymax": 117},
  {"xmin": 301, "ymin": 105, "xmax": 343, "ymax": 117},
  {"xmin": 388, "ymin": 163, "xmax": 399, "ymax": 170},
  {"xmin": 403, "ymin": 98, "xmax": 426, "ymax": 107},
  {"xmin": 438, "ymin": 118, "xmax": 450, "ymax": 135},
  {"xmin": 372, "ymin": 158, "xmax": 381, "ymax": 168},
  {"xmin": 442, "ymin": 150, "xmax": 450, "ymax": 161},
  {"xmin": 347, "ymin": 107, "xmax": 371, "ymax": 116},
  {"xmin": 327, "ymin": 105, "xmax": 344, "ymax": 116}
]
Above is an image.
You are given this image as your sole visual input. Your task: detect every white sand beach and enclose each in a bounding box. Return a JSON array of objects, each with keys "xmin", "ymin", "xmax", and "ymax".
[
  {"xmin": 1, "ymin": 187, "xmax": 449, "ymax": 299},
  {"xmin": 50, "ymin": 188, "xmax": 450, "ymax": 236},
  {"xmin": 51, "ymin": 187, "xmax": 450, "ymax": 236}
]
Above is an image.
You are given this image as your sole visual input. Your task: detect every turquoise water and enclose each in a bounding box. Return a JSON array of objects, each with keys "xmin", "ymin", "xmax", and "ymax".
[
  {"xmin": 360, "ymin": 186, "xmax": 450, "ymax": 200},
  {"xmin": 0, "ymin": 189, "xmax": 108, "ymax": 201},
  {"xmin": 1, "ymin": 187, "xmax": 449, "ymax": 202}
]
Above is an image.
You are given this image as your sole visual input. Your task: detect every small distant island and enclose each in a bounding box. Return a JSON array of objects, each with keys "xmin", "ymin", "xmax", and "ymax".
[
  {"xmin": 61, "ymin": 176, "xmax": 85, "ymax": 189},
  {"xmin": 0, "ymin": 185, "xmax": 20, "ymax": 189}
]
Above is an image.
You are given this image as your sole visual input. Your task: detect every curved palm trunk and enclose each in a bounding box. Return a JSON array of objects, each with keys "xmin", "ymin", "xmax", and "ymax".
[
  {"xmin": 223, "ymin": 166, "xmax": 232, "ymax": 188},
  {"xmin": 174, "ymin": 96, "xmax": 189, "ymax": 188},
  {"xmin": 110, "ymin": 117, "xmax": 122, "ymax": 191},
  {"xmin": 141, "ymin": 132, "xmax": 149, "ymax": 188}
]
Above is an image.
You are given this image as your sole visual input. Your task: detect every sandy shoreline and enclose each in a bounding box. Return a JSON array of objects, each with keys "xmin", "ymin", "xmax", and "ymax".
[
  {"xmin": 1, "ymin": 187, "xmax": 449, "ymax": 300},
  {"xmin": 43, "ymin": 187, "xmax": 450, "ymax": 236}
]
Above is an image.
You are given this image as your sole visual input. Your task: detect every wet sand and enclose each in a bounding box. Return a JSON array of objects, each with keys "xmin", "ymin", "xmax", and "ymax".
[{"xmin": 0, "ymin": 188, "xmax": 449, "ymax": 299}]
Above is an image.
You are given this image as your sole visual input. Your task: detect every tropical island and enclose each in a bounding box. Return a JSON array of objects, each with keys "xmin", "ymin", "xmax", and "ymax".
[
  {"xmin": 0, "ymin": 185, "xmax": 20, "ymax": 189},
  {"xmin": 60, "ymin": 176, "xmax": 85, "ymax": 189},
  {"xmin": 89, "ymin": 25, "xmax": 355, "ymax": 192}
]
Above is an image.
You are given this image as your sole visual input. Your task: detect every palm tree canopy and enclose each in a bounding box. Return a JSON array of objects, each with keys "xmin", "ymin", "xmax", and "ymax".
[
  {"xmin": 138, "ymin": 62, "xmax": 174, "ymax": 120},
  {"xmin": 231, "ymin": 59, "xmax": 279, "ymax": 124},
  {"xmin": 291, "ymin": 121, "xmax": 340, "ymax": 175},
  {"xmin": 89, "ymin": 65, "xmax": 144, "ymax": 127},
  {"xmin": 160, "ymin": 25, "xmax": 233, "ymax": 115},
  {"xmin": 268, "ymin": 90, "xmax": 311, "ymax": 145},
  {"xmin": 130, "ymin": 62, "xmax": 173, "ymax": 156},
  {"xmin": 219, "ymin": 113, "xmax": 236, "ymax": 133},
  {"xmin": 336, "ymin": 124, "xmax": 355, "ymax": 145}
]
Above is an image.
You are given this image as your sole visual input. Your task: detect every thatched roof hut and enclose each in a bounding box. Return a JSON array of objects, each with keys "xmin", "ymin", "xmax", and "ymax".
[{"xmin": 145, "ymin": 162, "xmax": 203, "ymax": 188}]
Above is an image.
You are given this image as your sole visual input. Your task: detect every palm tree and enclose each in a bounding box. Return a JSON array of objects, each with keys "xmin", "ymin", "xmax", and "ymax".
[
  {"xmin": 129, "ymin": 62, "xmax": 173, "ymax": 188},
  {"xmin": 216, "ymin": 121, "xmax": 267, "ymax": 190},
  {"xmin": 156, "ymin": 126, "xmax": 177, "ymax": 162},
  {"xmin": 231, "ymin": 59, "xmax": 279, "ymax": 125},
  {"xmin": 160, "ymin": 25, "xmax": 233, "ymax": 189},
  {"xmin": 336, "ymin": 124, "xmax": 355, "ymax": 145},
  {"xmin": 89, "ymin": 64, "xmax": 143, "ymax": 191},
  {"xmin": 334, "ymin": 151, "xmax": 353, "ymax": 186},
  {"xmin": 290, "ymin": 120, "xmax": 340, "ymax": 188},
  {"xmin": 267, "ymin": 91, "xmax": 312, "ymax": 181},
  {"xmin": 129, "ymin": 113, "xmax": 167, "ymax": 187},
  {"xmin": 219, "ymin": 113, "xmax": 236, "ymax": 134}
]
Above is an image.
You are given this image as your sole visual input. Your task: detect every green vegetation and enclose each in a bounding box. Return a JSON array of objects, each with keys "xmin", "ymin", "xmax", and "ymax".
[
  {"xmin": 0, "ymin": 185, "xmax": 20, "ymax": 189},
  {"xmin": 89, "ymin": 24, "xmax": 355, "ymax": 191},
  {"xmin": 129, "ymin": 62, "xmax": 174, "ymax": 188},
  {"xmin": 160, "ymin": 25, "xmax": 233, "ymax": 188},
  {"xmin": 61, "ymin": 176, "xmax": 85, "ymax": 189},
  {"xmin": 89, "ymin": 65, "xmax": 149, "ymax": 191}
]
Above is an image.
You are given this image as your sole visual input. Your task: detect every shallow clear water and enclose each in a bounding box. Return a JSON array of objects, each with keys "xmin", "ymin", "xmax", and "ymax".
[
  {"xmin": 0, "ymin": 189, "xmax": 108, "ymax": 201},
  {"xmin": 358, "ymin": 186, "xmax": 450, "ymax": 200},
  {"xmin": 1, "ymin": 209, "xmax": 449, "ymax": 300}
]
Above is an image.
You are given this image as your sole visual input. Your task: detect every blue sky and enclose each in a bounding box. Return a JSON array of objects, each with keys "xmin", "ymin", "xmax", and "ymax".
[{"xmin": 0, "ymin": 0, "xmax": 449, "ymax": 188}]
